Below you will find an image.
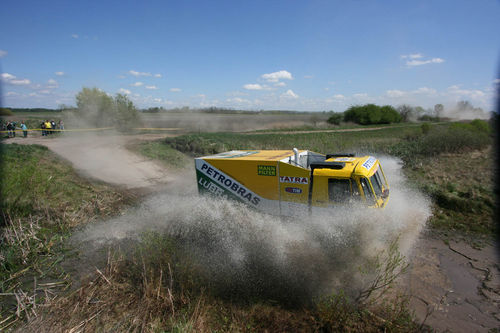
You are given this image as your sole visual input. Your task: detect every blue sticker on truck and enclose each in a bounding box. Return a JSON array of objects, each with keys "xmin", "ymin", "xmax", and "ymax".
[
  {"xmin": 361, "ymin": 156, "xmax": 377, "ymax": 170},
  {"xmin": 285, "ymin": 187, "xmax": 302, "ymax": 194}
]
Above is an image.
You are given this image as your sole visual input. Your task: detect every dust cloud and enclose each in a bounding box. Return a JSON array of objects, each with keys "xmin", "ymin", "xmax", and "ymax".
[{"xmin": 72, "ymin": 155, "xmax": 430, "ymax": 304}]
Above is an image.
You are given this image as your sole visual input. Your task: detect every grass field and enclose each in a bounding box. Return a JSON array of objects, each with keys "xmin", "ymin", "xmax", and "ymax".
[{"xmin": 0, "ymin": 143, "xmax": 130, "ymax": 329}]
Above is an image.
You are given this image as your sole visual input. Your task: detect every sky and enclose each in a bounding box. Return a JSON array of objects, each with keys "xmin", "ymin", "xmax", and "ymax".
[{"xmin": 0, "ymin": 0, "xmax": 499, "ymax": 112}]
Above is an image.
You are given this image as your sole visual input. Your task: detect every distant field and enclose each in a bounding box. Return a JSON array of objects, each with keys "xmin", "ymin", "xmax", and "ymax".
[
  {"xmin": 138, "ymin": 112, "xmax": 331, "ymax": 132},
  {"xmin": 6, "ymin": 110, "xmax": 330, "ymax": 132}
]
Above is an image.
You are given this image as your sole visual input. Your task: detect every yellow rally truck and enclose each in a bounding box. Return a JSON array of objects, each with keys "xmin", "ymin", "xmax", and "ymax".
[{"xmin": 195, "ymin": 149, "xmax": 389, "ymax": 216}]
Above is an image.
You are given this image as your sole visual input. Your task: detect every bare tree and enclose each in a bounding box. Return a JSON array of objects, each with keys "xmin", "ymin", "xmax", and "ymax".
[{"xmin": 397, "ymin": 104, "xmax": 414, "ymax": 122}]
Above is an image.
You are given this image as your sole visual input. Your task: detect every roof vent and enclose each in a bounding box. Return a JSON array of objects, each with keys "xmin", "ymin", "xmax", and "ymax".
[{"xmin": 326, "ymin": 153, "xmax": 355, "ymax": 159}]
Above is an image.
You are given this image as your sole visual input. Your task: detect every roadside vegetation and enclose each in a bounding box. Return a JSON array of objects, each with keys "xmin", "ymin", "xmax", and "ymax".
[{"xmin": 0, "ymin": 143, "xmax": 129, "ymax": 329}]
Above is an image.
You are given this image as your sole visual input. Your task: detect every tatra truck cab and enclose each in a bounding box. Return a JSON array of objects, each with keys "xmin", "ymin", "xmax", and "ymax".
[{"xmin": 195, "ymin": 149, "xmax": 389, "ymax": 216}]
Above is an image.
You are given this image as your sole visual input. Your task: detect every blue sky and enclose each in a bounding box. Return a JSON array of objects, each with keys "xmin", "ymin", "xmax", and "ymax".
[{"xmin": 1, "ymin": 0, "xmax": 499, "ymax": 111}]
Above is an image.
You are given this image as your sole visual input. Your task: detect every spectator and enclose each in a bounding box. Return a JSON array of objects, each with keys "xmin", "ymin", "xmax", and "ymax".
[
  {"xmin": 59, "ymin": 120, "xmax": 64, "ymax": 131},
  {"xmin": 41, "ymin": 121, "xmax": 46, "ymax": 136},
  {"xmin": 6, "ymin": 121, "xmax": 13, "ymax": 138},
  {"xmin": 21, "ymin": 121, "xmax": 28, "ymax": 138},
  {"xmin": 50, "ymin": 120, "xmax": 57, "ymax": 133},
  {"xmin": 11, "ymin": 121, "xmax": 17, "ymax": 137},
  {"xmin": 45, "ymin": 120, "xmax": 52, "ymax": 135}
]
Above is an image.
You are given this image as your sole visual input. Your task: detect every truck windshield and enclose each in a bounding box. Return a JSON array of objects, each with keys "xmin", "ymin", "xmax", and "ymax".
[
  {"xmin": 369, "ymin": 167, "xmax": 385, "ymax": 196},
  {"xmin": 360, "ymin": 177, "xmax": 375, "ymax": 204}
]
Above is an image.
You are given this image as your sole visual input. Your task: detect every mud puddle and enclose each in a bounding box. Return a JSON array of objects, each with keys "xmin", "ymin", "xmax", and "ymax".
[{"xmin": 403, "ymin": 234, "xmax": 499, "ymax": 332}]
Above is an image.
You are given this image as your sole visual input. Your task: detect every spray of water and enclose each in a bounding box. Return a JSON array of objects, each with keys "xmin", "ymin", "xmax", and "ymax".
[{"xmin": 73, "ymin": 156, "xmax": 430, "ymax": 305}]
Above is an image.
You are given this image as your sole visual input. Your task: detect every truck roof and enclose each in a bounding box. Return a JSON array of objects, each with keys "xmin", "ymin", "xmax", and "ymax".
[
  {"xmin": 197, "ymin": 150, "xmax": 305, "ymax": 161},
  {"xmin": 197, "ymin": 150, "xmax": 379, "ymax": 177}
]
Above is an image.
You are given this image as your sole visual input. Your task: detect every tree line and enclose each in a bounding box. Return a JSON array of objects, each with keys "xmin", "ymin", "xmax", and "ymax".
[{"xmin": 327, "ymin": 101, "xmax": 488, "ymax": 125}]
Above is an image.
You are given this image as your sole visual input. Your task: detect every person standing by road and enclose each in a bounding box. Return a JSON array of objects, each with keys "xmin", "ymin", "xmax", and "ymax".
[
  {"xmin": 45, "ymin": 120, "xmax": 52, "ymax": 135},
  {"xmin": 20, "ymin": 121, "xmax": 28, "ymax": 138},
  {"xmin": 50, "ymin": 120, "xmax": 57, "ymax": 134}
]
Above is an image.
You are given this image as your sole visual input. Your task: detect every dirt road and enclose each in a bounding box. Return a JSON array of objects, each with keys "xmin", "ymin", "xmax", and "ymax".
[{"xmin": 5, "ymin": 133, "xmax": 173, "ymax": 189}]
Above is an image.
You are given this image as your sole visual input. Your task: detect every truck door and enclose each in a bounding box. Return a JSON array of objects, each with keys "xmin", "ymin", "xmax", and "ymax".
[{"xmin": 327, "ymin": 178, "xmax": 359, "ymax": 204}]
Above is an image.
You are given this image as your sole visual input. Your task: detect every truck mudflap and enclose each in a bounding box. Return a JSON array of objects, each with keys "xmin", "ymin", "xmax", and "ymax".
[{"xmin": 195, "ymin": 159, "xmax": 278, "ymax": 214}]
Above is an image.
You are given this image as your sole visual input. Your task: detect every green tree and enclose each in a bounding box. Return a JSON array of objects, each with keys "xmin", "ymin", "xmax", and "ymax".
[
  {"xmin": 434, "ymin": 104, "xmax": 444, "ymax": 119},
  {"xmin": 380, "ymin": 105, "xmax": 401, "ymax": 123},
  {"xmin": 75, "ymin": 87, "xmax": 139, "ymax": 130},
  {"xmin": 327, "ymin": 112, "xmax": 343, "ymax": 125},
  {"xmin": 76, "ymin": 87, "xmax": 114, "ymax": 127},
  {"xmin": 115, "ymin": 93, "xmax": 139, "ymax": 129}
]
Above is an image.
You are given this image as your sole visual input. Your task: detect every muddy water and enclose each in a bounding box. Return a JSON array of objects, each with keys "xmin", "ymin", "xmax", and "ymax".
[{"xmin": 403, "ymin": 235, "xmax": 500, "ymax": 332}]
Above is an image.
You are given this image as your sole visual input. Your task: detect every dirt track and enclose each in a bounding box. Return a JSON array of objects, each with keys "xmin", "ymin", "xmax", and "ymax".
[
  {"xmin": 5, "ymin": 133, "xmax": 172, "ymax": 189},
  {"xmin": 3, "ymin": 132, "xmax": 499, "ymax": 331}
]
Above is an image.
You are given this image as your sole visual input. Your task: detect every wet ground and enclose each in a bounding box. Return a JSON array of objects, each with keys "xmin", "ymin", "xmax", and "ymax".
[{"xmin": 403, "ymin": 234, "xmax": 499, "ymax": 332}]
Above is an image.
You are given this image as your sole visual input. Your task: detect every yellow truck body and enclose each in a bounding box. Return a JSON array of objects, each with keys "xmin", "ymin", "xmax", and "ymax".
[{"xmin": 195, "ymin": 149, "xmax": 389, "ymax": 216}]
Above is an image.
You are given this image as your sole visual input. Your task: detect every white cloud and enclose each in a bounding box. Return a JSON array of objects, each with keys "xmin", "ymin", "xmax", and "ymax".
[
  {"xmin": 118, "ymin": 88, "xmax": 131, "ymax": 95},
  {"xmin": 0, "ymin": 50, "xmax": 7, "ymax": 58},
  {"xmin": 447, "ymin": 85, "xmax": 485, "ymax": 99},
  {"xmin": 1, "ymin": 73, "xmax": 31, "ymax": 86},
  {"xmin": 333, "ymin": 94, "xmax": 345, "ymax": 99},
  {"xmin": 55, "ymin": 71, "xmax": 65, "ymax": 76},
  {"xmin": 154, "ymin": 98, "xmax": 162, "ymax": 103},
  {"xmin": 261, "ymin": 70, "xmax": 293, "ymax": 82},
  {"xmin": 146, "ymin": 85, "xmax": 158, "ymax": 90},
  {"xmin": 386, "ymin": 87, "xmax": 436, "ymax": 98},
  {"xmin": 169, "ymin": 88, "xmax": 181, "ymax": 92},
  {"xmin": 386, "ymin": 90, "xmax": 405, "ymax": 98},
  {"xmin": 281, "ymin": 89, "xmax": 298, "ymax": 99},
  {"xmin": 129, "ymin": 70, "xmax": 152, "ymax": 77},
  {"xmin": 244, "ymin": 83, "xmax": 265, "ymax": 90},
  {"xmin": 47, "ymin": 79, "xmax": 58, "ymax": 88},
  {"xmin": 414, "ymin": 87, "xmax": 437, "ymax": 94},
  {"xmin": 154, "ymin": 74, "xmax": 162, "ymax": 78},
  {"xmin": 6, "ymin": 91, "xmax": 19, "ymax": 96},
  {"xmin": 227, "ymin": 97, "xmax": 251, "ymax": 104},
  {"xmin": 304, "ymin": 75, "xmax": 314, "ymax": 79},
  {"xmin": 407, "ymin": 58, "xmax": 444, "ymax": 67},
  {"xmin": 353, "ymin": 93, "xmax": 368, "ymax": 98},
  {"xmin": 401, "ymin": 53, "xmax": 445, "ymax": 67},
  {"xmin": 131, "ymin": 81, "xmax": 144, "ymax": 87},
  {"xmin": 494, "ymin": 79, "xmax": 500, "ymax": 84},
  {"xmin": 71, "ymin": 34, "xmax": 79, "ymax": 39},
  {"xmin": 275, "ymin": 82, "xmax": 286, "ymax": 87},
  {"xmin": 401, "ymin": 53, "xmax": 423, "ymax": 59},
  {"xmin": 1, "ymin": 73, "xmax": 16, "ymax": 80}
]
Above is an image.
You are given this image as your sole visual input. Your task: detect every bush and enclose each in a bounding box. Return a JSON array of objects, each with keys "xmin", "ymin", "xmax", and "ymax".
[
  {"xmin": 421, "ymin": 123, "xmax": 431, "ymax": 134},
  {"xmin": 327, "ymin": 113, "xmax": 343, "ymax": 125},
  {"xmin": 344, "ymin": 104, "xmax": 401, "ymax": 125},
  {"xmin": 0, "ymin": 108, "xmax": 13, "ymax": 116},
  {"xmin": 388, "ymin": 122, "xmax": 492, "ymax": 164}
]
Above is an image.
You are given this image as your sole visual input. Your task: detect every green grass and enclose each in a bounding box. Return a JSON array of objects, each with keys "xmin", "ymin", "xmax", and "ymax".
[
  {"xmin": 0, "ymin": 143, "xmax": 128, "ymax": 328},
  {"xmin": 165, "ymin": 124, "xmax": 425, "ymax": 156},
  {"xmin": 128, "ymin": 140, "xmax": 191, "ymax": 169}
]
